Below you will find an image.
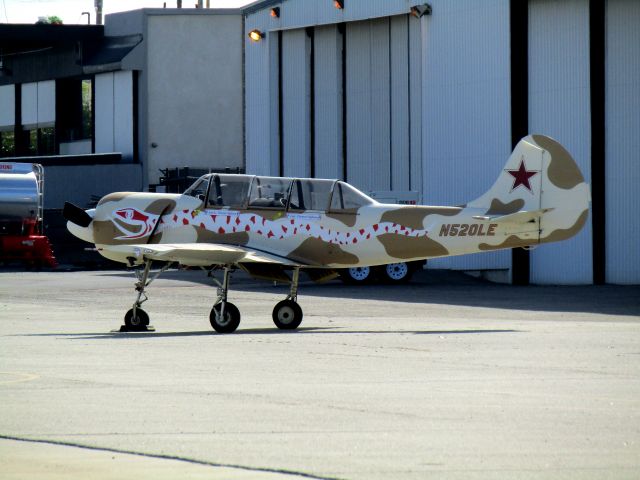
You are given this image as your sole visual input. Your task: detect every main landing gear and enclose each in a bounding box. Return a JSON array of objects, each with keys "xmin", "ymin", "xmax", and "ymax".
[
  {"xmin": 209, "ymin": 266, "xmax": 241, "ymax": 333},
  {"xmin": 272, "ymin": 267, "xmax": 303, "ymax": 330},
  {"xmin": 121, "ymin": 260, "xmax": 304, "ymax": 333}
]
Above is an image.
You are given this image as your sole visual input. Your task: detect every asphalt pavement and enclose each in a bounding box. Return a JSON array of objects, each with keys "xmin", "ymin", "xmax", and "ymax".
[{"xmin": 0, "ymin": 268, "xmax": 639, "ymax": 479}]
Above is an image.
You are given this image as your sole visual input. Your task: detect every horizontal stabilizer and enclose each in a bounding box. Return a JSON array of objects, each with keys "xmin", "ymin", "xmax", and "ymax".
[{"xmin": 472, "ymin": 208, "xmax": 554, "ymax": 224}]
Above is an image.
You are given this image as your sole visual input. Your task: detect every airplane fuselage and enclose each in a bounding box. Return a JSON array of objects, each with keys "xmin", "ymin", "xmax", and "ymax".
[{"xmin": 81, "ymin": 189, "xmax": 545, "ymax": 268}]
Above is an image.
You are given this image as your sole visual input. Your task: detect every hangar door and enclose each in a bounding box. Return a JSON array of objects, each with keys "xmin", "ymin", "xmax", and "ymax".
[{"xmin": 277, "ymin": 15, "xmax": 422, "ymax": 195}]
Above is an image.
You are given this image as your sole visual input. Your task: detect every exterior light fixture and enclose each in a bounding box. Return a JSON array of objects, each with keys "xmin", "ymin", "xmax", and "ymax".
[
  {"xmin": 270, "ymin": 7, "xmax": 280, "ymax": 18},
  {"xmin": 410, "ymin": 4, "xmax": 432, "ymax": 17},
  {"xmin": 248, "ymin": 29, "xmax": 265, "ymax": 42},
  {"xmin": 333, "ymin": 0, "xmax": 344, "ymax": 10}
]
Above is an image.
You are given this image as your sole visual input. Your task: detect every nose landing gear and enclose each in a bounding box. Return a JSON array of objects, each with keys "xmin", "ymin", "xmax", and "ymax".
[{"xmin": 121, "ymin": 259, "xmax": 171, "ymax": 332}]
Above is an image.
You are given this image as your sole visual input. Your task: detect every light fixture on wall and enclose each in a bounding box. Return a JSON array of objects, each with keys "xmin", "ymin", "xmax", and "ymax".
[
  {"xmin": 333, "ymin": 0, "xmax": 344, "ymax": 10},
  {"xmin": 270, "ymin": 7, "xmax": 280, "ymax": 18},
  {"xmin": 248, "ymin": 29, "xmax": 265, "ymax": 42},
  {"xmin": 410, "ymin": 3, "xmax": 432, "ymax": 17}
]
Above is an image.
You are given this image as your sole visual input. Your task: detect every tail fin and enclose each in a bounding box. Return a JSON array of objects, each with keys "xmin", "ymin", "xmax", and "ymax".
[{"xmin": 469, "ymin": 135, "xmax": 590, "ymax": 244}]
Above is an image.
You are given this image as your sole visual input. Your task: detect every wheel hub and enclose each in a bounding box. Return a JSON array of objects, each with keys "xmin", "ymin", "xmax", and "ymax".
[
  {"xmin": 349, "ymin": 267, "xmax": 370, "ymax": 281},
  {"xmin": 386, "ymin": 263, "xmax": 408, "ymax": 280},
  {"xmin": 277, "ymin": 306, "xmax": 295, "ymax": 324}
]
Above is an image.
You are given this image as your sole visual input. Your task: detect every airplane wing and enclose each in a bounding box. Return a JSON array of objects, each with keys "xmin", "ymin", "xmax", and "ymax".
[{"xmin": 104, "ymin": 243, "xmax": 303, "ymax": 267}]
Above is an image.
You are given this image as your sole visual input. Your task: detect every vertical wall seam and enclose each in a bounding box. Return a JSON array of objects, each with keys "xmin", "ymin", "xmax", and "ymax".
[
  {"xmin": 278, "ymin": 30, "xmax": 284, "ymax": 177},
  {"xmin": 406, "ymin": 14, "xmax": 412, "ymax": 192},
  {"xmin": 309, "ymin": 27, "xmax": 316, "ymax": 178},
  {"xmin": 388, "ymin": 18, "xmax": 393, "ymax": 190},
  {"xmin": 510, "ymin": 0, "xmax": 530, "ymax": 285},
  {"xmin": 112, "ymin": 73, "xmax": 115, "ymax": 152},
  {"xmin": 590, "ymin": 0, "xmax": 606, "ymax": 284},
  {"xmin": 340, "ymin": 22, "xmax": 347, "ymax": 181}
]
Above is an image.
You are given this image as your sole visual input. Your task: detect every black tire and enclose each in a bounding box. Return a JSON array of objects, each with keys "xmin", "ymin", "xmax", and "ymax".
[
  {"xmin": 272, "ymin": 300, "xmax": 303, "ymax": 330},
  {"xmin": 377, "ymin": 262, "xmax": 413, "ymax": 284},
  {"xmin": 210, "ymin": 302, "xmax": 241, "ymax": 333},
  {"xmin": 339, "ymin": 266, "xmax": 374, "ymax": 284},
  {"xmin": 124, "ymin": 308, "xmax": 150, "ymax": 331}
]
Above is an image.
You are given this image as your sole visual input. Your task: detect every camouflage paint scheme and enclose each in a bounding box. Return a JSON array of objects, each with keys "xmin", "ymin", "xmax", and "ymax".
[{"xmin": 67, "ymin": 135, "xmax": 590, "ymax": 273}]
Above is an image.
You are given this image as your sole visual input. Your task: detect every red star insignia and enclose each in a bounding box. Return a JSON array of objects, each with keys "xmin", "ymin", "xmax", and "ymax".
[{"xmin": 506, "ymin": 158, "xmax": 539, "ymax": 193}]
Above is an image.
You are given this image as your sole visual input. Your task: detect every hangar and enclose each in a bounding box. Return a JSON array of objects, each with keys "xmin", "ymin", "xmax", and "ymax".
[{"xmin": 243, "ymin": 0, "xmax": 640, "ymax": 285}]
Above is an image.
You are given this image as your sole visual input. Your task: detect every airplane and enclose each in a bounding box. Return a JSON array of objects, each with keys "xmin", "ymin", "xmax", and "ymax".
[{"xmin": 63, "ymin": 134, "xmax": 590, "ymax": 333}]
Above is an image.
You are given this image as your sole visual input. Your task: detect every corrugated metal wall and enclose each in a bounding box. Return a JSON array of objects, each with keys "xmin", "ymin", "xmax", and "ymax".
[
  {"xmin": 422, "ymin": 0, "xmax": 512, "ymax": 271},
  {"xmin": 605, "ymin": 0, "xmax": 640, "ymax": 284},
  {"xmin": 408, "ymin": 17, "xmax": 422, "ymax": 193},
  {"xmin": 314, "ymin": 24, "xmax": 343, "ymax": 180},
  {"xmin": 345, "ymin": 21, "xmax": 374, "ymax": 190},
  {"xmin": 346, "ymin": 19, "xmax": 393, "ymax": 191},
  {"xmin": 245, "ymin": 9, "xmax": 273, "ymax": 176},
  {"xmin": 43, "ymin": 164, "xmax": 142, "ymax": 209},
  {"xmin": 528, "ymin": 0, "xmax": 593, "ymax": 284},
  {"xmin": 390, "ymin": 16, "xmax": 410, "ymax": 191},
  {"xmin": 245, "ymin": 4, "xmax": 422, "ymax": 190},
  {"xmin": 281, "ymin": 29, "xmax": 311, "ymax": 177},
  {"xmin": 243, "ymin": 0, "xmax": 639, "ymax": 284}
]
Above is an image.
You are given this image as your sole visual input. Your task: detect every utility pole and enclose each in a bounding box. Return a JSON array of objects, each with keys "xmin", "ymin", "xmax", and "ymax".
[{"xmin": 95, "ymin": 0, "xmax": 103, "ymax": 25}]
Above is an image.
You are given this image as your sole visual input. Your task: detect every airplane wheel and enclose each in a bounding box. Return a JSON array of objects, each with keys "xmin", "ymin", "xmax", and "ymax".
[
  {"xmin": 124, "ymin": 308, "xmax": 149, "ymax": 331},
  {"xmin": 272, "ymin": 300, "xmax": 303, "ymax": 330},
  {"xmin": 210, "ymin": 302, "xmax": 241, "ymax": 333}
]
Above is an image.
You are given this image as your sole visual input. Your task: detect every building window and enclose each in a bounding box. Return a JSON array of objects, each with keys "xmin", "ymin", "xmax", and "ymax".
[
  {"xmin": 26, "ymin": 127, "xmax": 55, "ymax": 156},
  {"xmin": 81, "ymin": 78, "xmax": 92, "ymax": 140},
  {"xmin": 56, "ymin": 77, "xmax": 94, "ymax": 155},
  {"xmin": 0, "ymin": 130, "xmax": 15, "ymax": 158}
]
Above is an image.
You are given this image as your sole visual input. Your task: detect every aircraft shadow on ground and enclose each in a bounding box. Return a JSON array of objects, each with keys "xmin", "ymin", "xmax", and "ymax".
[
  {"xmin": 20, "ymin": 327, "xmax": 520, "ymax": 340},
  {"xmin": 97, "ymin": 269, "xmax": 640, "ymax": 318}
]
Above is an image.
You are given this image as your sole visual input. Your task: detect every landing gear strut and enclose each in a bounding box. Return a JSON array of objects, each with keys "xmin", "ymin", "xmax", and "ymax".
[
  {"xmin": 272, "ymin": 267, "xmax": 304, "ymax": 330},
  {"xmin": 122, "ymin": 259, "xmax": 171, "ymax": 331},
  {"xmin": 209, "ymin": 266, "xmax": 241, "ymax": 333},
  {"xmin": 118, "ymin": 261, "xmax": 305, "ymax": 333}
]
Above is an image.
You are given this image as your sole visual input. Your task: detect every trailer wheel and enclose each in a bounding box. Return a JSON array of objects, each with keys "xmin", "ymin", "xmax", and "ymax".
[
  {"xmin": 377, "ymin": 262, "xmax": 412, "ymax": 283},
  {"xmin": 339, "ymin": 266, "xmax": 374, "ymax": 284}
]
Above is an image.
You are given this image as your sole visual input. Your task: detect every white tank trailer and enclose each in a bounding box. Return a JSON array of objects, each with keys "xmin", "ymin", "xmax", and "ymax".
[{"xmin": 0, "ymin": 162, "xmax": 57, "ymax": 267}]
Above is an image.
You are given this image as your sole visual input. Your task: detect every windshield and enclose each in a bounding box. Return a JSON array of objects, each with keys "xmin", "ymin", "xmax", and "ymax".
[
  {"xmin": 329, "ymin": 181, "xmax": 374, "ymax": 211},
  {"xmin": 248, "ymin": 176, "xmax": 293, "ymax": 209},
  {"xmin": 206, "ymin": 174, "xmax": 252, "ymax": 209},
  {"xmin": 183, "ymin": 176, "xmax": 210, "ymax": 200},
  {"xmin": 289, "ymin": 179, "xmax": 335, "ymax": 211}
]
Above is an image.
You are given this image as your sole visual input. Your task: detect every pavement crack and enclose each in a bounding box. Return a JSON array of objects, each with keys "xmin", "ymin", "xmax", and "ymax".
[{"xmin": 0, "ymin": 434, "xmax": 344, "ymax": 480}]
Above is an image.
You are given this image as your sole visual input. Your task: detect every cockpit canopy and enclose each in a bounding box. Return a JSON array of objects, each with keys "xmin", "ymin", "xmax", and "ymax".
[{"xmin": 183, "ymin": 174, "xmax": 375, "ymax": 213}]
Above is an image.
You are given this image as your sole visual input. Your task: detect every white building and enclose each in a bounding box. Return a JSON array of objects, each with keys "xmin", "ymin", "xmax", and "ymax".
[{"xmin": 243, "ymin": 0, "xmax": 640, "ymax": 285}]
